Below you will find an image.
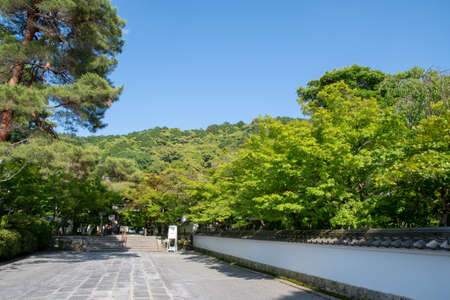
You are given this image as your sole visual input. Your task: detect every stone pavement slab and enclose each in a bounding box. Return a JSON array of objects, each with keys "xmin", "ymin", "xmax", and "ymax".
[{"xmin": 0, "ymin": 251, "xmax": 327, "ymax": 300}]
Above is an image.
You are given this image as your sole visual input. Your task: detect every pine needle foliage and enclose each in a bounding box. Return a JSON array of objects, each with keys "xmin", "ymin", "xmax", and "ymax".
[{"xmin": 0, "ymin": 0, "xmax": 125, "ymax": 141}]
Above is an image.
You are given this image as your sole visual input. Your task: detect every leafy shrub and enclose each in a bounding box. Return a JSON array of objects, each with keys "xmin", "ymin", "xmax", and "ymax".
[
  {"xmin": 31, "ymin": 219, "xmax": 52, "ymax": 250},
  {"xmin": 1, "ymin": 214, "xmax": 52, "ymax": 250},
  {"xmin": 17, "ymin": 229, "xmax": 38, "ymax": 254},
  {"xmin": 0, "ymin": 229, "xmax": 21, "ymax": 261}
]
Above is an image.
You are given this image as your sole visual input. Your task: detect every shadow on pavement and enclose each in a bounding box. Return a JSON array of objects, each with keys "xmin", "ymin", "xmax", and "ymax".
[
  {"xmin": 179, "ymin": 251, "xmax": 269, "ymax": 280},
  {"xmin": 178, "ymin": 251, "xmax": 327, "ymax": 300},
  {"xmin": 0, "ymin": 251, "xmax": 328, "ymax": 299},
  {"xmin": 0, "ymin": 251, "xmax": 140, "ymax": 271}
]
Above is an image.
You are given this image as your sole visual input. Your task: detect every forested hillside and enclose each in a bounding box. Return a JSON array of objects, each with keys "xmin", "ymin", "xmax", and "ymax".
[
  {"xmin": 53, "ymin": 118, "xmax": 296, "ymax": 232},
  {"xmin": 67, "ymin": 119, "xmax": 292, "ymax": 172},
  {"xmin": 59, "ymin": 117, "xmax": 293, "ymax": 187}
]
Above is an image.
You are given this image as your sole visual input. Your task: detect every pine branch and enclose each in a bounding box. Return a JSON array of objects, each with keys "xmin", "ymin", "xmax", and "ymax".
[{"xmin": 0, "ymin": 160, "xmax": 28, "ymax": 182}]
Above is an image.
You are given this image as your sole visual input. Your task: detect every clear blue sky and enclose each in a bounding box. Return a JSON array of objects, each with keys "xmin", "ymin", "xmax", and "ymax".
[{"xmin": 79, "ymin": 0, "xmax": 450, "ymax": 136}]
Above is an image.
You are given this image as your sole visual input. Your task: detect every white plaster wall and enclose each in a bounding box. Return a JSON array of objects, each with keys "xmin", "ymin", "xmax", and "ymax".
[{"xmin": 194, "ymin": 236, "xmax": 450, "ymax": 300}]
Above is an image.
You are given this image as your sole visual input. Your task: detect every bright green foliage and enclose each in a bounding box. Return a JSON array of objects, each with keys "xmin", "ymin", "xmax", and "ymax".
[
  {"xmin": 376, "ymin": 99, "xmax": 449, "ymax": 226},
  {"xmin": 186, "ymin": 173, "xmax": 233, "ymax": 226},
  {"xmin": 123, "ymin": 172, "xmax": 190, "ymax": 233},
  {"xmin": 0, "ymin": 0, "xmax": 125, "ymax": 141},
  {"xmin": 74, "ymin": 68, "xmax": 447, "ymax": 229},
  {"xmin": 189, "ymin": 66, "xmax": 449, "ymax": 229}
]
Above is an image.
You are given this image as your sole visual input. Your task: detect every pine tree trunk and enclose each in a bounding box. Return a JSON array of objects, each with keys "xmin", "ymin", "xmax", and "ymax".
[
  {"xmin": 0, "ymin": 9, "xmax": 37, "ymax": 141},
  {"xmin": 0, "ymin": 110, "xmax": 13, "ymax": 141}
]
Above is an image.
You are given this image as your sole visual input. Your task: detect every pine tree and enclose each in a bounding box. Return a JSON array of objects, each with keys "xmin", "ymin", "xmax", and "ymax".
[{"xmin": 0, "ymin": 0, "xmax": 125, "ymax": 141}]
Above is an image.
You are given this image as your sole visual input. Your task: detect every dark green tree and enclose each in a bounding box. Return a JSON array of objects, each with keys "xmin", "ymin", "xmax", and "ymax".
[
  {"xmin": 297, "ymin": 65, "xmax": 386, "ymax": 109},
  {"xmin": 0, "ymin": 0, "xmax": 125, "ymax": 141}
]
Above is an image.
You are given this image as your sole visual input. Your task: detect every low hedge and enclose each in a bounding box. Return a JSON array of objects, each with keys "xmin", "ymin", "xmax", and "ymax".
[
  {"xmin": 17, "ymin": 229, "xmax": 39, "ymax": 254},
  {"xmin": 1, "ymin": 214, "xmax": 52, "ymax": 250},
  {"xmin": 0, "ymin": 229, "xmax": 21, "ymax": 260},
  {"xmin": 0, "ymin": 214, "xmax": 53, "ymax": 261}
]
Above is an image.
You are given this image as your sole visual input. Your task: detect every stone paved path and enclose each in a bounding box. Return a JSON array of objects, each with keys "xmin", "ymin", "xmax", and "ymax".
[{"xmin": 0, "ymin": 251, "xmax": 327, "ymax": 300}]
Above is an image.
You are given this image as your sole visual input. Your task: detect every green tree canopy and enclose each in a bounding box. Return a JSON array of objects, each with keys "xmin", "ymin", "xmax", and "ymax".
[
  {"xmin": 188, "ymin": 66, "xmax": 449, "ymax": 229},
  {"xmin": 380, "ymin": 67, "xmax": 450, "ymax": 126},
  {"xmin": 297, "ymin": 65, "xmax": 386, "ymax": 109}
]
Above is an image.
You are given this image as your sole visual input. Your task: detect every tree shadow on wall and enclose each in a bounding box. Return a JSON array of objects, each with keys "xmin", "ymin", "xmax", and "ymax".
[{"xmin": 178, "ymin": 251, "xmax": 327, "ymax": 300}]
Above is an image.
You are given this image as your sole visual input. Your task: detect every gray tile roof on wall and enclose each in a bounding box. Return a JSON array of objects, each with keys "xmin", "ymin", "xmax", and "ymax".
[{"xmin": 196, "ymin": 227, "xmax": 450, "ymax": 251}]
